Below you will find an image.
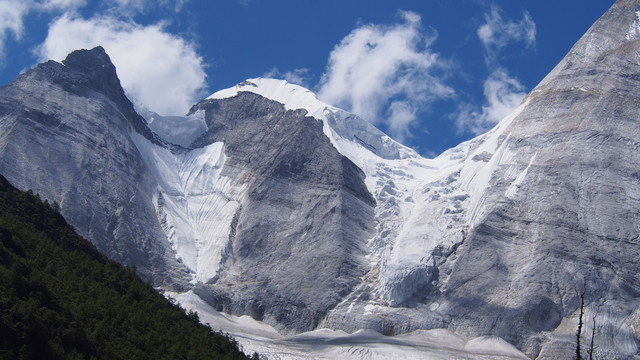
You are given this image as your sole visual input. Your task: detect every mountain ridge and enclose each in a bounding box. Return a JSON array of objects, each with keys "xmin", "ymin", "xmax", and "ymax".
[{"xmin": 1, "ymin": 1, "xmax": 640, "ymax": 358}]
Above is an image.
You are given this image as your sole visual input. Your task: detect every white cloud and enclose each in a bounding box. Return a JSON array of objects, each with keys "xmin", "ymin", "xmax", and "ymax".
[
  {"xmin": 38, "ymin": 0, "xmax": 85, "ymax": 11},
  {"xmin": 110, "ymin": 0, "xmax": 189, "ymax": 15},
  {"xmin": 111, "ymin": 0, "xmax": 146, "ymax": 14},
  {"xmin": 317, "ymin": 10, "xmax": 453, "ymax": 142},
  {"xmin": 455, "ymin": 7, "xmax": 536, "ymax": 135},
  {"xmin": 37, "ymin": 14, "xmax": 207, "ymax": 115},
  {"xmin": 0, "ymin": 0, "xmax": 201, "ymax": 112},
  {"xmin": 0, "ymin": 0, "xmax": 86, "ymax": 65},
  {"xmin": 387, "ymin": 101, "xmax": 417, "ymax": 142},
  {"xmin": 455, "ymin": 69, "xmax": 527, "ymax": 135},
  {"xmin": 0, "ymin": 0, "xmax": 31, "ymax": 62},
  {"xmin": 263, "ymin": 67, "xmax": 311, "ymax": 87},
  {"xmin": 477, "ymin": 7, "xmax": 536, "ymax": 63}
]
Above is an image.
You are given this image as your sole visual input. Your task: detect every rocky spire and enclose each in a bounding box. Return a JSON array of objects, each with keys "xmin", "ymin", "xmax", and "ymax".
[{"xmin": 61, "ymin": 46, "xmax": 124, "ymax": 101}]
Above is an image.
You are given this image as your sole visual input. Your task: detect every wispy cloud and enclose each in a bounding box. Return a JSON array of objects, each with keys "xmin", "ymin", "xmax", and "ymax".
[
  {"xmin": 455, "ymin": 69, "xmax": 527, "ymax": 135},
  {"xmin": 263, "ymin": 67, "xmax": 311, "ymax": 88},
  {"xmin": 0, "ymin": 0, "xmax": 31, "ymax": 64},
  {"xmin": 39, "ymin": 0, "xmax": 86, "ymax": 11},
  {"xmin": 477, "ymin": 6, "xmax": 536, "ymax": 64},
  {"xmin": 317, "ymin": 11, "xmax": 453, "ymax": 143},
  {"xmin": 109, "ymin": 0, "xmax": 189, "ymax": 15},
  {"xmin": 0, "ymin": 0, "xmax": 84, "ymax": 65},
  {"xmin": 37, "ymin": 14, "xmax": 207, "ymax": 115},
  {"xmin": 111, "ymin": 0, "xmax": 147, "ymax": 14},
  {"xmin": 455, "ymin": 6, "xmax": 536, "ymax": 135},
  {"xmin": 0, "ymin": 0, "xmax": 204, "ymax": 114}
]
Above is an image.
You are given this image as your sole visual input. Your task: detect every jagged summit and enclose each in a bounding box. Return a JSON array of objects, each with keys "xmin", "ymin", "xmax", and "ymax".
[
  {"xmin": 18, "ymin": 46, "xmax": 156, "ymax": 142},
  {"xmin": 0, "ymin": 44, "xmax": 189, "ymax": 286},
  {"xmin": 206, "ymin": 78, "xmax": 321, "ymax": 112},
  {"xmin": 61, "ymin": 46, "xmax": 120, "ymax": 94},
  {"xmin": 529, "ymin": 0, "xmax": 640, "ymax": 103}
]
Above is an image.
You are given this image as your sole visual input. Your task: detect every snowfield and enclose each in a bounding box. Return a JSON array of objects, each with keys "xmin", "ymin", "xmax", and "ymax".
[
  {"xmin": 146, "ymin": 78, "xmax": 533, "ymax": 358},
  {"xmin": 169, "ymin": 290, "xmax": 529, "ymax": 360}
]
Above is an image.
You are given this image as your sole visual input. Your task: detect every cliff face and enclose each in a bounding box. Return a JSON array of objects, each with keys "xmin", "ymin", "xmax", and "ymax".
[
  {"xmin": 322, "ymin": 1, "xmax": 640, "ymax": 357},
  {"xmin": 0, "ymin": 48, "xmax": 376, "ymax": 334},
  {"xmin": 183, "ymin": 93, "xmax": 375, "ymax": 332},
  {"xmin": 436, "ymin": 1, "xmax": 640, "ymax": 357},
  {"xmin": 0, "ymin": 47, "xmax": 189, "ymax": 287}
]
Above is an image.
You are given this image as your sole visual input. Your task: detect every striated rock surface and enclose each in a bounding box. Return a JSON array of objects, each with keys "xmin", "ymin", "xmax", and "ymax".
[
  {"xmin": 440, "ymin": 1, "xmax": 640, "ymax": 358},
  {"xmin": 183, "ymin": 92, "xmax": 376, "ymax": 332},
  {"xmin": 0, "ymin": 47, "xmax": 189, "ymax": 287},
  {"xmin": 320, "ymin": 1, "xmax": 640, "ymax": 358},
  {"xmin": 0, "ymin": 49, "xmax": 377, "ymax": 334}
]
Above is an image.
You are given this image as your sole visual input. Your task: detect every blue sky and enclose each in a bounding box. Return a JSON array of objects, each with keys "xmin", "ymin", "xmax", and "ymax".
[{"xmin": 0, "ymin": 0, "xmax": 613, "ymax": 157}]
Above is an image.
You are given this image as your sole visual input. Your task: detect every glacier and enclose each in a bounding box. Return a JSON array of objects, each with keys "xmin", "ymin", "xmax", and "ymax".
[
  {"xmin": 130, "ymin": 132, "xmax": 247, "ymax": 284},
  {"xmin": 129, "ymin": 77, "xmax": 535, "ymax": 357},
  {"xmin": 143, "ymin": 77, "xmax": 536, "ymax": 358},
  {"xmin": 198, "ymin": 77, "xmax": 532, "ymax": 312},
  {"xmin": 168, "ymin": 290, "xmax": 529, "ymax": 360},
  {"xmin": 149, "ymin": 1, "xmax": 640, "ymax": 355},
  {"xmin": 206, "ymin": 78, "xmax": 476, "ymax": 306}
]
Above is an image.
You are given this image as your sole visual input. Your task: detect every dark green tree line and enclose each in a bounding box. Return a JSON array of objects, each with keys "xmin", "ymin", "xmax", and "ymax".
[{"xmin": 0, "ymin": 174, "xmax": 249, "ymax": 360}]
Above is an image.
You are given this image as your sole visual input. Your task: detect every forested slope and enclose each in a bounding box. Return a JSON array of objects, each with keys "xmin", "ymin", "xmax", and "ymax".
[{"xmin": 0, "ymin": 174, "xmax": 250, "ymax": 360}]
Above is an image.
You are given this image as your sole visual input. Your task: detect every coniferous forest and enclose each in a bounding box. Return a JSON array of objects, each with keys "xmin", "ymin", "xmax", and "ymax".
[{"xmin": 0, "ymin": 175, "xmax": 250, "ymax": 360}]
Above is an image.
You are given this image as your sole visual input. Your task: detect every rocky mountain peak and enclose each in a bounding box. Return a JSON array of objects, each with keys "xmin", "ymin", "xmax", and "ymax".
[
  {"xmin": 62, "ymin": 46, "xmax": 118, "ymax": 87},
  {"xmin": 52, "ymin": 46, "xmax": 125, "ymax": 103},
  {"xmin": 532, "ymin": 0, "xmax": 640, "ymax": 97},
  {"xmin": 51, "ymin": 46, "xmax": 156, "ymax": 141}
]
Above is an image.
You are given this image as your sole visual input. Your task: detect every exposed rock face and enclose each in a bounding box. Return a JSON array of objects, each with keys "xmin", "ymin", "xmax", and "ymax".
[
  {"xmin": 320, "ymin": 1, "xmax": 640, "ymax": 358},
  {"xmin": 0, "ymin": 49, "xmax": 376, "ymax": 333},
  {"xmin": 186, "ymin": 93, "xmax": 376, "ymax": 332},
  {"xmin": 441, "ymin": 2, "xmax": 640, "ymax": 358},
  {"xmin": 0, "ymin": 47, "xmax": 188, "ymax": 286}
]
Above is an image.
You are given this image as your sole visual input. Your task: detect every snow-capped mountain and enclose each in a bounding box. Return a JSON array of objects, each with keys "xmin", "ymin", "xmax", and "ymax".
[{"xmin": 2, "ymin": 0, "xmax": 640, "ymax": 358}]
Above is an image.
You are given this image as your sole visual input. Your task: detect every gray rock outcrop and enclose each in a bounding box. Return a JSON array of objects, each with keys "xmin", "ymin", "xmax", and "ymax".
[
  {"xmin": 442, "ymin": 2, "xmax": 640, "ymax": 357},
  {"xmin": 0, "ymin": 49, "xmax": 376, "ymax": 334},
  {"xmin": 186, "ymin": 93, "xmax": 376, "ymax": 332}
]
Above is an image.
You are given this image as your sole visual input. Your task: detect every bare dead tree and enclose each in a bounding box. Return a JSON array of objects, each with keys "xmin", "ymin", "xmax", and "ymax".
[
  {"xmin": 576, "ymin": 284, "xmax": 586, "ymax": 360},
  {"xmin": 587, "ymin": 307, "xmax": 598, "ymax": 360}
]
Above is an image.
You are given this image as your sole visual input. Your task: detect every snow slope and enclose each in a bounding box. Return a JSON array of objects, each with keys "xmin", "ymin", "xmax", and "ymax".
[
  {"xmin": 168, "ymin": 290, "xmax": 528, "ymax": 360},
  {"xmin": 141, "ymin": 72, "xmax": 628, "ymax": 358},
  {"xmin": 131, "ymin": 132, "xmax": 248, "ymax": 284},
  {"xmin": 132, "ymin": 77, "xmax": 543, "ymax": 358},
  {"xmin": 209, "ymin": 78, "xmax": 531, "ymax": 307},
  {"xmin": 208, "ymin": 78, "xmax": 417, "ymax": 162}
]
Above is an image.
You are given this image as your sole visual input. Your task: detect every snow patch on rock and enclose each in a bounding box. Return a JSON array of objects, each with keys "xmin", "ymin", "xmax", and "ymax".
[
  {"xmin": 131, "ymin": 133, "xmax": 248, "ymax": 283},
  {"xmin": 505, "ymin": 152, "xmax": 537, "ymax": 199},
  {"xmin": 626, "ymin": 11, "xmax": 640, "ymax": 40}
]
